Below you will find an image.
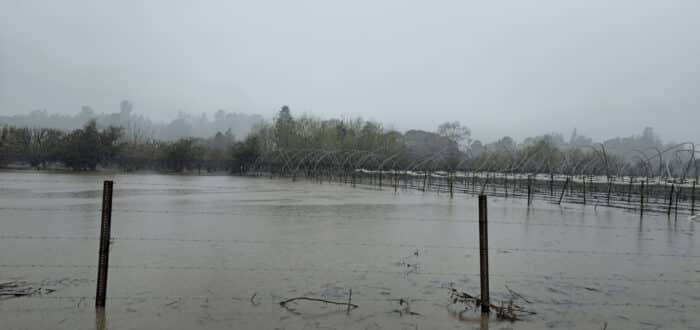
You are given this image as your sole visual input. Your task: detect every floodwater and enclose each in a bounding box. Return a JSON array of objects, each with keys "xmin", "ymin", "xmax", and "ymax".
[{"xmin": 0, "ymin": 171, "xmax": 698, "ymax": 330}]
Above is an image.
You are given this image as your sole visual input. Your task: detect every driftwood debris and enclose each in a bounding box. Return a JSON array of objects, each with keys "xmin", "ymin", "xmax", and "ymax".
[
  {"xmin": 449, "ymin": 288, "xmax": 536, "ymax": 322},
  {"xmin": 0, "ymin": 281, "xmax": 55, "ymax": 299},
  {"xmin": 390, "ymin": 298, "xmax": 420, "ymax": 316},
  {"xmin": 505, "ymin": 285, "xmax": 532, "ymax": 304},
  {"xmin": 279, "ymin": 289, "xmax": 358, "ymax": 313},
  {"xmin": 249, "ymin": 292, "xmax": 260, "ymax": 306}
]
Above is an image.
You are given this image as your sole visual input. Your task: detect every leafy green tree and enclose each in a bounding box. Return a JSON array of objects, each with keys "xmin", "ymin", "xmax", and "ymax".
[
  {"xmin": 230, "ymin": 135, "xmax": 259, "ymax": 173},
  {"xmin": 274, "ymin": 105, "xmax": 295, "ymax": 149},
  {"xmin": 60, "ymin": 121, "xmax": 101, "ymax": 170},
  {"xmin": 163, "ymin": 138, "xmax": 196, "ymax": 172},
  {"xmin": 59, "ymin": 120, "xmax": 122, "ymax": 170}
]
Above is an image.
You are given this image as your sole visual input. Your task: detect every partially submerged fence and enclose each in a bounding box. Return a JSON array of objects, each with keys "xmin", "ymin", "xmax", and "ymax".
[{"xmin": 258, "ymin": 169, "xmax": 698, "ymax": 216}]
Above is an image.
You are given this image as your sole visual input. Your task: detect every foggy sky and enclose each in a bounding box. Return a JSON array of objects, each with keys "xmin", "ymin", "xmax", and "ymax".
[{"xmin": 1, "ymin": 0, "xmax": 698, "ymax": 143}]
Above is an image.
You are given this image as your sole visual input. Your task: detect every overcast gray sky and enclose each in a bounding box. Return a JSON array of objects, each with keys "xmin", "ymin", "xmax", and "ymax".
[{"xmin": 1, "ymin": 0, "xmax": 698, "ymax": 142}]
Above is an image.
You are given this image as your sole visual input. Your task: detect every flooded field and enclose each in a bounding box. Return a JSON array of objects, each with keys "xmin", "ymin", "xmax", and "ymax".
[{"xmin": 1, "ymin": 171, "xmax": 699, "ymax": 329}]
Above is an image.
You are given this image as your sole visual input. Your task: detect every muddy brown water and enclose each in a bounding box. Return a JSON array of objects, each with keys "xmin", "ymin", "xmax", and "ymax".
[{"xmin": 0, "ymin": 171, "xmax": 698, "ymax": 329}]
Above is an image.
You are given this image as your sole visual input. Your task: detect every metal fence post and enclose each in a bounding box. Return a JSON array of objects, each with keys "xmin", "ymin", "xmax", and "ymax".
[
  {"xmin": 558, "ymin": 177, "xmax": 569, "ymax": 205},
  {"xmin": 96, "ymin": 180, "xmax": 113, "ymax": 308},
  {"xmin": 478, "ymin": 195, "xmax": 490, "ymax": 314}
]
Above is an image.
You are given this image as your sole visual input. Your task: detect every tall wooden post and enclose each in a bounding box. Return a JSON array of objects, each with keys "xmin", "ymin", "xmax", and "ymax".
[
  {"xmin": 449, "ymin": 174, "xmax": 454, "ymax": 199},
  {"xmin": 478, "ymin": 195, "xmax": 490, "ymax": 314},
  {"xmin": 640, "ymin": 181, "xmax": 645, "ymax": 216},
  {"xmin": 667, "ymin": 184, "xmax": 675, "ymax": 216},
  {"xmin": 427, "ymin": 171, "xmax": 431, "ymax": 192},
  {"xmin": 628, "ymin": 178, "xmax": 633, "ymax": 203},
  {"xmin": 675, "ymin": 188, "xmax": 680, "ymax": 216},
  {"xmin": 550, "ymin": 174, "xmax": 554, "ymax": 197},
  {"xmin": 472, "ymin": 174, "xmax": 477, "ymax": 194},
  {"xmin": 404, "ymin": 171, "xmax": 408, "ymax": 190},
  {"xmin": 692, "ymin": 181, "xmax": 696, "ymax": 215},
  {"xmin": 96, "ymin": 181, "xmax": 113, "ymax": 308},
  {"xmin": 558, "ymin": 178, "xmax": 570, "ymax": 205}
]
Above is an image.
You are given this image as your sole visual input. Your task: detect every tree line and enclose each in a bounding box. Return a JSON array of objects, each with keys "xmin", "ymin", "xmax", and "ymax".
[
  {"xmin": 0, "ymin": 120, "xmax": 257, "ymax": 173},
  {"xmin": 1, "ymin": 106, "xmax": 697, "ymax": 180},
  {"xmin": 245, "ymin": 107, "xmax": 698, "ymax": 180}
]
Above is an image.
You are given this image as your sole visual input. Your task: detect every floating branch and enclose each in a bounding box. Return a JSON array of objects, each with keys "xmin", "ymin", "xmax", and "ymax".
[{"xmin": 279, "ymin": 294, "xmax": 358, "ymax": 311}]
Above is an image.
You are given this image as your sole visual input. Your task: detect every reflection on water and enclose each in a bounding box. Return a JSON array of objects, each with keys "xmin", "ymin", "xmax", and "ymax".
[
  {"xmin": 0, "ymin": 171, "xmax": 698, "ymax": 329},
  {"xmin": 95, "ymin": 308, "xmax": 106, "ymax": 330},
  {"xmin": 480, "ymin": 314, "xmax": 489, "ymax": 330}
]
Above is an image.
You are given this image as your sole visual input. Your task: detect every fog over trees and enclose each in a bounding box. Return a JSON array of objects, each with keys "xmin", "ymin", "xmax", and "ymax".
[
  {"xmin": 0, "ymin": 105, "xmax": 697, "ymax": 179},
  {"xmin": 0, "ymin": 100, "xmax": 264, "ymax": 142}
]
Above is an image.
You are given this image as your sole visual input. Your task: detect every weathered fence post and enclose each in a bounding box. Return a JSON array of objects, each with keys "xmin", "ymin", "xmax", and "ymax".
[
  {"xmin": 96, "ymin": 180, "xmax": 113, "ymax": 308},
  {"xmin": 628, "ymin": 178, "xmax": 633, "ymax": 203},
  {"xmin": 558, "ymin": 177, "xmax": 570, "ymax": 205},
  {"xmin": 675, "ymin": 188, "xmax": 680, "ymax": 216},
  {"xmin": 427, "ymin": 171, "xmax": 432, "ymax": 192},
  {"xmin": 404, "ymin": 171, "xmax": 408, "ymax": 190},
  {"xmin": 527, "ymin": 176, "xmax": 532, "ymax": 206},
  {"xmin": 393, "ymin": 170, "xmax": 397, "ymax": 193},
  {"xmin": 492, "ymin": 174, "xmax": 497, "ymax": 195},
  {"xmin": 692, "ymin": 181, "xmax": 696, "ymax": 215},
  {"xmin": 449, "ymin": 174, "xmax": 454, "ymax": 199},
  {"xmin": 472, "ymin": 174, "xmax": 477, "ymax": 195},
  {"xmin": 582, "ymin": 177, "xmax": 587, "ymax": 205},
  {"xmin": 607, "ymin": 178, "xmax": 612, "ymax": 206},
  {"xmin": 478, "ymin": 195, "xmax": 490, "ymax": 314},
  {"xmin": 550, "ymin": 174, "xmax": 554, "ymax": 197},
  {"xmin": 640, "ymin": 181, "xmax": 645, "ymax": 216},
  {"xmin": 667, "ymin": 184, "xmax": 675, "ymax": 216}
]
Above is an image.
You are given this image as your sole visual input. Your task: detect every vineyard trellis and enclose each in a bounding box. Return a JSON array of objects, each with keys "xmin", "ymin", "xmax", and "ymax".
[{"xmin": 245, "ymin": 143, "xmax": 700, "ymax": 216}]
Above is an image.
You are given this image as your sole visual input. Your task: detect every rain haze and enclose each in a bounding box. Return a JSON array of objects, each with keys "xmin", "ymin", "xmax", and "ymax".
[
  {"xmin": 1, "ymin": 0, "xmax": 699, "ymax": 142},
  {"xmin": 2, "ymin": 2, "xmax": 700, "ymax": 330}
]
